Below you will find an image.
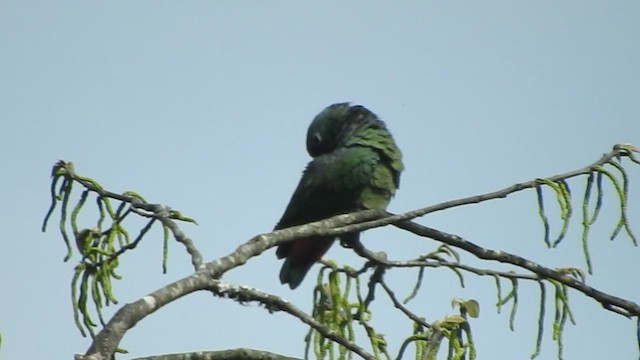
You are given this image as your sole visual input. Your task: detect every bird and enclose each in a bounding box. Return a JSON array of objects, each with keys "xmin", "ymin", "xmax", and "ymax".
[{"xmin": 275, "ymin": 102, "xmax": 404, "ymax": 289}]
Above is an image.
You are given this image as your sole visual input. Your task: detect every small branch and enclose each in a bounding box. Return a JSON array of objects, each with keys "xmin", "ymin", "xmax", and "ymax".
[
  {"xmin": 85, "ymin": 218, "xmax": 156, "ymax": 269},
  {"xmin": 395, "ymin": 221, "xmax": 640, "ymax": 317},
  {"xmin": 324, "ymin": 145, "xmax": 636, "ymax": 240},
  {"xmin": 153, "ymin": 206, "xmax": 204, "ymax": 270},
  {"xmin": 71, "ymin": 174, "xmax": 204, "ymax": 270},
  {"xmin": 378, "ymin": 277, "xmax": 433, "ymax": 330},
  {"xmin": 350, "ymin": 239, "xmax": 540, "ymax": 282},
  {"xmin": 207, "ymin": 281, "xmax": 377, "ymax": 360}
]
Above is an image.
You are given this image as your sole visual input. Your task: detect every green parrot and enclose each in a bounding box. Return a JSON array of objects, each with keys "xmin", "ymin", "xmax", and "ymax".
[{"xmin": 275, "ymin": 103, "xmax": 404, "ymax": 289}]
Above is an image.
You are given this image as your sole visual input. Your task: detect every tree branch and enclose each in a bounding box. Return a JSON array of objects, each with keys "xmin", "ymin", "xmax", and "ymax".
[
  {"xmin": 206, "ymin": 281, "xmax": 377, "ymax": 360},
  {"xmin": 67, "ymin": 168, "xmax": 204, "ymax": 270},
  {"xmin": 81, "ymin": 272, "xmax": 213, "ymax": 359},
  {"xmin": 323, "ymin": 144, "xmax": 638, "ymax": 239},
  {"xmin": 133, "ymin": 347, "xmax": 302, "ymax": 360},
  {"xmin": 75, "ymin": 145, "xmax": 639, "ymax": 359},
  {"xmin": 394, "ymin": 220, "xmax": 640, "ymax": 317},
  {"xmin": 350, "ymin": 239, "xmax": 541, "ymax": 282}
]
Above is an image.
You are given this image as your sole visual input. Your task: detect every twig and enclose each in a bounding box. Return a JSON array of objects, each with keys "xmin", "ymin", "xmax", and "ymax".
[
  {"xmin": 350, "ymin": 239, "xmax": 540, "ymax": 282},
  {"xmin": 208, "ymin": 281, "xmax": 377, "ymax": 360},
  {"xmin": 72, "ymin": 175, "xmax": 204, "ymax": 270},
  {"xmin": 395, "ymin": 221, "xmax": 640, "ymax": 317}
]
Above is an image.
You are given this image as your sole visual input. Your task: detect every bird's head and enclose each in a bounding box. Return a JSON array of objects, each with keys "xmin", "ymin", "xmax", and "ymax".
[{"xmin": 306, "ymin": 102, "xmax": 385, "ymax": 157}]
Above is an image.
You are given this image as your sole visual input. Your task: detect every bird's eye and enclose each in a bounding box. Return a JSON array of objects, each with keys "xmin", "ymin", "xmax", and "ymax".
[
  {"xmin": 307, "ymin": 131, "xmax": 326, "ymax": 157},
  {"xmin": 312, "ymin": 132, "xmax": 322, "ymax": 146}
]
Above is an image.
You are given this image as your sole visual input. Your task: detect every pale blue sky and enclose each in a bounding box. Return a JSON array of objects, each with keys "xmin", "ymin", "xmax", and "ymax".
[{"xmin": 1, "ymin": 2, "xmax": 639, "ymax": 359}]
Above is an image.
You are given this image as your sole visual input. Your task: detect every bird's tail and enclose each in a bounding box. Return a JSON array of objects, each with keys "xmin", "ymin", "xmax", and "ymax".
[{"xmin": 279, "ymin": 237, "xmax": 335, "ymax": 289}]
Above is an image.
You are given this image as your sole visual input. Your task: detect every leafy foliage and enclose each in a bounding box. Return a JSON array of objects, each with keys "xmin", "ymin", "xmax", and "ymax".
[
  {"xmin": 41, "ymin": 160, "xmax": 196, "ymax": 338},
  {"xmin": 535, "ymin": 144, "xmax": 638, "ymax": 274}
]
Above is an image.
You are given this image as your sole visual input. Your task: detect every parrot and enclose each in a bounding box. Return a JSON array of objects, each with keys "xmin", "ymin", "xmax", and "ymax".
[{"xmin": 275, "ymin": 102, "xmax": 404, "ymax": 289}]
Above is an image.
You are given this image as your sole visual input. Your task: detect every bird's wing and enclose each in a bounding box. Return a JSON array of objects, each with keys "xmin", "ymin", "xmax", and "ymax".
[
  {"xmin": 347, "ymin": 126, "xmax": 404, "ymax": 188},
  {"xmin": 274, "ymin": 146, "xmax": 380, "ymax": 231}
]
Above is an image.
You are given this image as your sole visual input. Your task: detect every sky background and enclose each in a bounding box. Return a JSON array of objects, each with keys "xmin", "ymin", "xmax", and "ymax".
[{"xmin": 2, "ymin": 1, "xmax": 640, "ymax": 359}]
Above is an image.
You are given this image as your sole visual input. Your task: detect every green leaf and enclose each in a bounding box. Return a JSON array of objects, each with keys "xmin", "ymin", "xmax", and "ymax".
[
  {"xmin": 443, "ymin": 315, "xmax": 466, "ymax": 325},
  {"xmin": 464, "ymin": 300, "xmax": 480, "ymax": 318}
]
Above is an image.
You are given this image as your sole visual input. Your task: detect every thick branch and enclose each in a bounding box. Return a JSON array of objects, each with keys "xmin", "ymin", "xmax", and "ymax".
[
  {"xmin": 77, "ymin": 210, "xmax": 386, "ymax": 360},
  {"xmin": 133, "ymin": 348, "xmax": 302, "ymax": 360},
  {"xmin": 322, "ymin": 145, "xmax": 637, "ymax": 239},
  {"xmin": 81, "ymin": 272, "xmax": 213, "ymax": 359},
  {"xmin": 80, "ymin": 276, "xmax": 377, "ymax": 360}
]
